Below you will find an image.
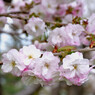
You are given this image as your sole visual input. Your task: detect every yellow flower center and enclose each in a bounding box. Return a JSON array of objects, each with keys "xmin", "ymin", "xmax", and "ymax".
[
  {"xmin": 48, "ymin": 4, "xmax": 51, "ymax": 8},
  {"xmin": 45, "ymin": 63, "xmax": 49, "ymax": 68},
  {"xmin": 28, "ymin": 55, "xmax": 33, "ymax": 59},
  {"xmin": 73, "ymin": 65, "xmax": 77, "ymax": 70},
  {"xmin": 11, "ymin": 61, "xmax": 16, "ymax": 67},
  {"xmin": 35, "ymin": 25, "xmax": 39, "ymax": 30},
  {"xmin": 72, "ymin": 32, "xmax": 76, "ymax": 36}
]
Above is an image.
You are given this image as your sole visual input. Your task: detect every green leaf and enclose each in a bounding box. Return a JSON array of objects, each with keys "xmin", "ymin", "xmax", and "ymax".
[
  {"xmin": 58, "ymin": 46, "xmax": 76, "ymax": 52},
  {"xmin": 29, "ymin": 13, "xmax": 39, "ymax": 18},
  {"xmin": 72, "ymin": 16, "xmax": 81, "ymax": 24}
]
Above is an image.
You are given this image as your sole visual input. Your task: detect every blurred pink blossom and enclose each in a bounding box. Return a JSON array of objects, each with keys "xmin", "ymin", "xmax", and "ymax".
[{"xmin": 24, "ymin": 17, "xmax": 46, "ymax": 37}]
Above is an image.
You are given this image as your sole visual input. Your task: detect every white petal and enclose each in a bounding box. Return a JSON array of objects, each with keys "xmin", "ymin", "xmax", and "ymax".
[
  {"xmin": 2, "ymin": 63, "xmax": 13, "ymax": 73},
  {"xmin": 42, "ymin": 67, "xmax": 48, "ymax": 76}
]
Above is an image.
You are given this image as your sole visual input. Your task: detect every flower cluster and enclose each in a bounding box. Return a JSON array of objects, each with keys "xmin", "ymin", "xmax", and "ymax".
[
  {"xmin": 1, "ymin": 0, "xmax": 95, "ymax": 87},
  {"xmin": 48, "ymin": 24, "xmax": 85, "ymax": 47},
  {"xmin": 1, "ymin": 45, "xmax": 92, "ymax": 86},
  {"xmin": 24, "ymin": 12, "xmax": 95, "ymax": 48}
]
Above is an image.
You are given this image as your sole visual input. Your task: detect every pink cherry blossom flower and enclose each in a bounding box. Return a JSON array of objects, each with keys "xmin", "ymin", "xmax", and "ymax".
[
  {"xmin": 33, "ymin": 52, "xmax": 60, "ymax": 85},
  {"xmin": 64, "ymin": 24, "xmax": 85, "ymax": 46},
  {"xmin": 78, "ymin": 0, "xmax": 95, "ymax": 17},
  {"xmin": 41, "ymin": 0, "xmax": 58, "ymax": 14},
  {"xmin": 1, "ymin": 49, "xmax": 25, "ymax": 76},
  {"xmin": 30, "ymin": 5, "xmax": 46, "ymax": 18},
  {"xmin": 86, "ymin": 13, "xmax": 95, "ymax": 34},
  {"xmin": 11, "ymin": 0, "xmax": 26, "ymax": 11},
  {"xmin": 22, "ymin": 52, "xmax": 60, "ymax": 86},
  {"xmin": 0, "ymin": 0, "xmax": 5, "ymax": 13},
  {"xmin": 21, "ymin": 69, "xmax": 43, "ymax": 85},
  {"xmin": 34, "ymin": 40, "xmax": 52, "ymax": 51},
  {"xmin": 12, "ymin": 0, "xmax": 33, "ymax": 11},
  {"xmin": 20, "ymin": 45, "xmax": 42, "ymax": 66},
  {"xmin": 62, "ymin": 14, "xmax": 73, "ymax": 24},
  {"xmin": 55, "ymin": 5, "xmax": 66, "ymax": 17},
  {"xmin": 48, "ymin": 27, "xmax": 66, "ymax": 47},
  {"xmin": 80, "ymin": 35, "xmax": 90, "ymax": 46},
  {"xmin": 59, "ymin": 52, "xmax": 90, "ymax": 86},
  {"xmin": 72, "ymin": 3, "xmax": 83, "ymax": 17},
  {"xmin": 24, "ymin": 17, "xmax": 46, "ymax": 37}
]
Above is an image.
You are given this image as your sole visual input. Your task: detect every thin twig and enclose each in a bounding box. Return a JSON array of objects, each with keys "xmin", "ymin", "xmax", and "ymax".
[
  {"xmin": 0, "ymin": 14, "xmax": 27, "ymax": 20},
  {"xmin": 0, "ymin": 12, "xmax": 67, "ymax": 26},
  {"xmin": 7, "ymin": 11, "xmax": 29, "ymax": 14},
  {"xmin": 0, "ymin": 31, "xmax": 21, "ymax": 35},
  {"xmin": 0, "ymin": 48, "xmax": 95, "ymax": 65},
  {"xmin": 45, "ymin": 20, "xmax": 67, "ymax": 26},
  {"xmin": 54, "ymin": 47, "xmax": 95, "ymax": 56},
  {"xmin": 0, "ymin": 62, "xmax": 3, "ymax": 65},
  {"xmin": 83, "ymin": 31, "xmax": 95, "ymax": 36}
]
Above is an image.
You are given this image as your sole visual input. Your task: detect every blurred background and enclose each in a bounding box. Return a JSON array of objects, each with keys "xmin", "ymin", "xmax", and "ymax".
[{"xmin": 0, "ymin": 0, "xmax": 95, "ymax": 95}]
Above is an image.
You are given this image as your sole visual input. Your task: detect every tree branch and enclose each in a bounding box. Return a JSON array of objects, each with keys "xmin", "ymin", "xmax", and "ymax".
[
  {"xmin": 84, "ymin": 31, "xmax": 95, "ymax": 36},
  {"xmin": 7, "ymin": 11, "xmax": 29, "ymax": 15},
  {"xmin": 0, "ymin": 62, "xmax": 3, "ymax": 65},
  {"xmin": 0, "ymin": 12, "xmax": 67, "ymax": 26},
  {"xmin": 44, "ymin": 20, "xmax": 67, "ymax": 26},
  {"xmin": 0, "ymin": 13, "xmax": 27, "ymax": 20},
  {"xmin": 54, "ymin": 47, "xmax": 95, "ymax": 56},
  {"xmin": 0, "ymin": 30, "xmax": 21, "ymax": 35},
  {"xmin": 0, "ymin": 48, "xmax": 95, "ymax": 65}
]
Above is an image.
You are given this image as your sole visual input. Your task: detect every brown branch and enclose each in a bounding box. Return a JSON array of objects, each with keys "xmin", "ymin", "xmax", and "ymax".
[
  {"xmin": 0, "ymin": 12, "xmax": 67, "ymax": 26},
  {"xmin": 0, "ymin": 62, "xmax": 3, "ymax": 65},
  {"xmin": 54, "ymin": 47, "xmax": 95, "ymax": 56},
  {"xmin": 83, "ymin": 31, "xmax": 95, "ymax": 36},
  {"xmin": 0, "ymin": 30, "xmax": 21, "ymax": 35},
  {"xmin": 0, "ymin": 14, "xmax": 27, "ymax": 20},
  {"xmin": 44, "ymin": 20, "xmax": 67, "ymax": 26},
  {"xmin": 7, "ymin": 11, "xmax": 29, "ymax": 15},
  {"xmin": 0, "ymin": 48, "xmax": 95, "ymax": 65}
]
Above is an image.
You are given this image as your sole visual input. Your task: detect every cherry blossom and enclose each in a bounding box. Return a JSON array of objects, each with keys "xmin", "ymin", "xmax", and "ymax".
[
  {"xmin": 34, "ymin": 52, "xmax": 60, "ymax": 85},
  {"xmin": 0, "ymin": 0, "xmax": 5, "ymax": 13},
  {"xmin": 24, "ymin": 17, "xmax": 46, "ymax": 37},
  {"xmin": 11, "ymin": 0, "xmax": 33, "ymax": 11},
  {"xmin": 1, "ymin": 49, "xmax": 25, "ymax": 76},
  {"xmin": 72, "ymin": 3, "xmax": 83, "ymax": 17},
  {"xmin": 41, "ymin": 0, "xmax": 58, "ymax": 14},
  {"xmin": 59, "ymin": 52, "xmax": 90, "ymax": 86},
  {"xmin": 64, "ymin": 24, "xmax": 85, "ymax": 46},
  {"xmin": 80, "ymin": 35, "xmax": 90, "ymax": 46},
  {"xmin": 48, "ymin": 24, "xmax": 85, "ymax": 47},
  {"xmin": 19, "ymin": 45, "xmax": 42, "ymax": 66},
  {"xmin": 1, "ymin": 0, "xmax": 95, "ymax": 87},
  {"xmin": 86, "ymin": 13, "xmax": 95, "ymax": 34},
  {"xmin": 21, "ymin": 69, "xmax": 42, "ymax": 85},
  {"xmin": 48, "ymin": 27, "xmax": 66, "ymax": 47},
  {"xmin": 21, "ymin": 52, "xmax": 60, "ymax": 86},
  {"xmin": 34, "ymin": 40, "xmax": 51, "ymax": 51}
]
